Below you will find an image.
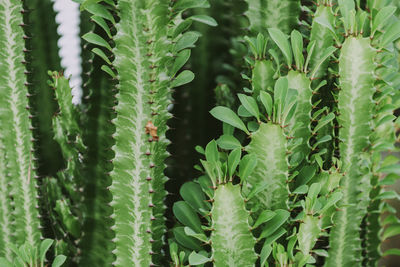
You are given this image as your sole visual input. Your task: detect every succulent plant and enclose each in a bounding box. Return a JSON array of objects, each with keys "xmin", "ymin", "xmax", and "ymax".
[{"xmin": 0, "ymin": 0, "xmax": 399, "ymax": 266}]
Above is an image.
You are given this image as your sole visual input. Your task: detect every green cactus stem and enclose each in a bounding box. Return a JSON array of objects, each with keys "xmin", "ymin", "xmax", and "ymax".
[{"xmin": 0, "ymin": 0, "xmax": 41, "ymax": 250}]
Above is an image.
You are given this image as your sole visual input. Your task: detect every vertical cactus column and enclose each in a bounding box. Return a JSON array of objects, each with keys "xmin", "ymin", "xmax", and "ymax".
[
  {"xmin": 79, "ymin": 6, "xmax": 115, "ymax": 266},
  {"xmin": 109, "ymin": 2, "xmax": 165, "ymax": 265},
  {"xmin": 0, "ymin": 0, "xmax": 40, "ymax": 251},
  {"xmin": 327, "ymin": 36, "xmax": 376, "ymax": 266},
  {"xmin": 92, "ymin": 0, "xmax": 209, "ymax": 265},
  {"xmin": 320, "ymin": 1, "xmax": 400, "ymax": 265}
]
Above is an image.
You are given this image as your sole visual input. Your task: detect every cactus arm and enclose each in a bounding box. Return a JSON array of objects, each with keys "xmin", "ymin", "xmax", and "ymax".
[
  {"xmin": 246, "ymin": 123, "xmax": 289, "ymax": 210},
  {"xmin": 78, "ymin": 5, "xmax": 115, "ymax": 265},
  {"xmin": 325, "ymin": 36, "xmax": 376, "ymax": 267},
  {"xmin": 0, "ymin": 0, "xmax": 40, "ymax": 248},
  {"xmin": 109, "ymin": 1, "xmax": 155, "ymax": 265},
  {"xmin": 244, "ymin": 0, "xmax": 301, "ymax": 35},
  {"xmin": 309, "ymin": 2, "xmax": 336, "ymax": 81},
  {"xmin": 286, "ymin": 70, "xmax": 312, "ymax": 157},
  {"xmin": 107, "ymin": 0, "xmax": 205, "ymax": 264},
  {"xmin": 211, "ymin": 184, "xmax": 257, "ymax": 267},
  {"xmin": 46, "ymin": 72, "xmax": 84, "ymax": 262}
]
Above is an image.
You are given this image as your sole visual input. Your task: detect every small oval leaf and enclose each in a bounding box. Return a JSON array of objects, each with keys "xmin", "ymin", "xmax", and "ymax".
[{"xmin": 210, "ymin": 106, "xmax": 249, "ymax": 134}]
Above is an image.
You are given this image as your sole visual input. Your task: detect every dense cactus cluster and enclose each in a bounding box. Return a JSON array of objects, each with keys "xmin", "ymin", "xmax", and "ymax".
[{"xmin": 0, "ymin": 0, "xmax": 399, "ymax": 266}]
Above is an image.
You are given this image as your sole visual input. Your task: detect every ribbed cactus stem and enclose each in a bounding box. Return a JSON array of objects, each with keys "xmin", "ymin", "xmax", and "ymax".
[
  {"xmin": 325, "ymin": 36, "xmax": 376, "ymax": 267},
  {"xmin": 211, "ymin": 183, "xmax": 257, "ymax": 267},
  {"xmin": 109, "ymin": 1, "xmax": 171, "ymax": 265},
  {"xmin": 246, "ymin": 122, "xmax": 289, "ymax": 210},
  {"xmin": 0, "ymin": 0, "xmax": 40, "ymax": 248},
  {"xmin": 287, "ymin": 70, "xmax": 312, "ymax": 157}
]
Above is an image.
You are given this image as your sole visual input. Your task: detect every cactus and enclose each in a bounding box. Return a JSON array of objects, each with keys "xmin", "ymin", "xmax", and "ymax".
[
  {"xmin": 0, "ymin": 0, "xmax": 41, "ymax": 250},
  {"xmin": 25, "ymin": 0, "xmax": 63, "ymax": 177},
  {"xmin": 0, "ymin": 0, "xmax": 399, "ymax": 266}
]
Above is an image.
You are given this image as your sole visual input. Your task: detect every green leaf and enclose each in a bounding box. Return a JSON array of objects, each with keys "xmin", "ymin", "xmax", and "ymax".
[
  {"xmin": 52, "ymin": 255, "xmax": 67, "ymax": 267},
  {"xmin": 380, "ymin": 19, "xmax": 400, "ymax": 47},
  {"xmin": 173, "ymin": 227, "xmax": 203, "ymax": 251},
  {"xmin": 253, "ymin": 210, "xmax": 276, "ymax": 229},
  {"xmin": 313, "ymin": 113, "xmax": 335, "ymax": 133},
  {"xmin": 372, "ymin": 6, "xmax": 396, "ymax": 35},
  {"xmin": 169, "ymin": 241, "xmax": 179, "ymax": 264},
  {"xmin": 18, "ymin": 244, "xmax": 29, "ymax": 263},
  {"xmin": 171, "ymin": 70, "xmax": 195, "ymax": 88},
  {"xmin": 175, "ymin": 31, "xmax": 201, "ymax": 52},
  {"xmin": 260, "ymin": 243, "xmax": 272, "ymax": 266},
  {"xmin": 260, "ymin": 91, "xmax": 273, "ymax": 118},
  {"xmin": 310, "ymin": 47, "xmax": 337, "ymax": 79},
  {"xmin": 383, "ymin": 224, "xmax": 400, "ymax": 240},
  {"xmin": 40, "ymin": 239, "xmax": 54, "ymax": 264},
  {"xmin": 82, "ymin": 32, "xmax": 111, "ymax": 50},
  {"xmin": 377, "ymin": 191, "xmax": 400, "ymax": 200},
  {"xmin": 314, "ymin": 17, "xmax": 339, "ymax": 41},
  {"xmin": 184, "ymin": 227, "xmax": 208, "ymax": 243},
  {"xmin": 101, "ymin": 65, "xmax": 116, "ymax": 78},
  {"xmin": 217, "ymin": 135, "xmax": 241, "ymax": 150},
  {"xmin": 228, "ymin": 148, "xmax": 242, "ymax": 178},
  {"xmin": 238, "ymin": 94, "xmax": 260, "ymax": 121},
  {"xmin": 291, "ymin": 30, "xmax": 304, "ymax": 70},
  {"xmin": 92, "ymin": 47, "xmax": 111, "ymax": 65},
  {"xmin": 91, "ymin": 16, "xmax": 112, "ymax": 38},
  {"xmin": 274, "ymin": 77, "xmax": 288, "ymax": 119},
  {"xmin": 314, "ymin": 249, "xmax": 329, "ymax": 257},
  {"xmin": 319, "ymin": 191, "xmax": 343, "ymax": 214},
  {"xmin": 188, "ymin": 251, "xmax": 211, "ymax": 265},
  {"xmin": 239, "ymin": 154, "xmax": 257, "ymax": 182},
  {"xmin": 238, "ymin": 105, "xmax": 253, "ymax": 117},
  {"xmin": 383, "ymin": 248, "xmax": 400, "ymax": 256},
  {"xmin": 293, "ymin": 185, "xmax": 308, "ymax": 195},
  {"xmin": 172, "ymin": 49, "xmax": 191, "ymax": 76},
  {"xmin": 378, "ymin": 164, "xmax": 400, "ymax": 174},
  {"xmin": 188, "ymin": 15, "xmax": 217, "ymax": 26},
  {"xmin": 85, "ymin": 3, "xmax": 115, "ymax": 24},
  {"xmin": 80, "ymin": 0, "xmax": 101, "ymax": 10},
  {"xmin": 205, "ymin": 140, "xmax": 219, "ymax": 163},
  {"xmin": 210, "ymin": 107, "xmax": 249, "ymax": 134},
  {"xmin": 173, "ymin": 201, "xmax": 203, "ymax": 233},
  {"xmin": 173, "ymin": 0, "xmax": 210, "ymax": 11},
  {"xmin": 180, "ymin": 182, "xmax": 209, "ymax": 214},
  {"xmin": 268, "ymin": 28, "xmax": 292, "ymax": 66},
  {"xmin": 264, "ymin": 228, "xmax": 287, "ymax": 245},
  {"xmin": 259, "ymin": 209, "xmax": 290, "ymax": 239}
]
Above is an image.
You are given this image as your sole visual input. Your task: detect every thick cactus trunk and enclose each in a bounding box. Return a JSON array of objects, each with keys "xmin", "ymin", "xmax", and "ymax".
[
  {"xmin": 325, "ymin": 36, "xmax": 376, "ymax": 267},
  {"xmin": 211, "ymin": 184, "xmax": 257, "ymax": 267},
  {"xmin": 0, "ymin": 0, "xmax": 40, "ymax": 250},
  {"xmin": 246, "ymin": 122, "xmax": 289, "ymax": 210}
]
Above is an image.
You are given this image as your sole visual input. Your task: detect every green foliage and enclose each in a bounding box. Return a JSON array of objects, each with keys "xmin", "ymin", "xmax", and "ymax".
[{"xmin": 0, "ymin": 239, "xmax": 66, "ymax": 267}]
